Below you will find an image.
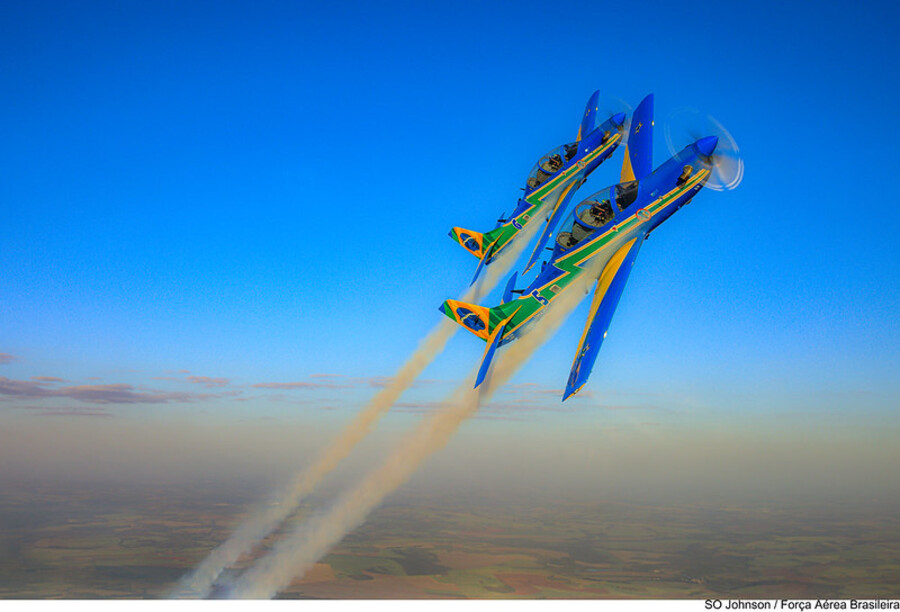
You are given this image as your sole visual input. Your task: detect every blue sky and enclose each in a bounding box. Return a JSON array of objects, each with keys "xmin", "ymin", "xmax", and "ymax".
[{"xmin": 1, "ymin": 0, "xmax": 898, "ymax": 436}]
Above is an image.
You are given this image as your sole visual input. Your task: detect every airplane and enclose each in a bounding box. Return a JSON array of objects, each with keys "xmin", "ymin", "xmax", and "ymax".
[
  {"xmin": 448, "ymin": 91, "xmax": 628, "ymax": 283},
  {"xmin": 440, "ymin": 94, "xmax": 738, "ymax": 400}
]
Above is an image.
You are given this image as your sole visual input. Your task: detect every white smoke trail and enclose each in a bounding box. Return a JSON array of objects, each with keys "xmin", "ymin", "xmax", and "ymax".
[
  {"xmin": 227, "ymin": 252, "xmax": 604, "ymax": 599},
  {"xmin": 173, "ymin": 215, "xmax": 544, "ymax": 598}
]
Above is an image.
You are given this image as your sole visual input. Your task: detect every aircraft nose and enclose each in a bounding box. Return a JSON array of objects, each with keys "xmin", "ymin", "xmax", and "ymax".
[
  {"xmin": 611, "ymin": 112, "xmax": 626, "ymax": 127},
  {"xmin": 695, "ymin": 135, "xmax": 719, "ymax": 157}
]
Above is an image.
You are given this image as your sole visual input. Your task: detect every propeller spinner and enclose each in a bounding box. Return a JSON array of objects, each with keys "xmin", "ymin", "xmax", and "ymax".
[{"xmin": 664, "ymin": 108, "xmax": 744, "ymax": 192}]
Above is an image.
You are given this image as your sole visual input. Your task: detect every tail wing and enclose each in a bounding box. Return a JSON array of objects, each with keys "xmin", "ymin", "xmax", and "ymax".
[
  {"xmin": 578, "ymin": 90, "xmax": 601, "ymax": 141},
  {"xmin": 620, "ymin": 94, "xmax": 654, "ymax": 183},
  {"xmin": 440, "ymin": 293, "xmax": 521, "ymax": 388},
  {"xmin": 440, "ymin": 298, "xmax": 519, "ymax": 342},
  {"xmin": 449, "ymin": 227, "xmax": 488, "ymax": 259}
]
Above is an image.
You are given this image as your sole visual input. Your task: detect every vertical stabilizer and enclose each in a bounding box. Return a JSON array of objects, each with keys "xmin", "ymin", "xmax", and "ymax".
[
  {"xmin": 620, "ymin": 94, "xmax": 654, "ymax": 182},
  {"xmin": 578, "ymin": 90, "xmax": 600, "ymax": 141}
]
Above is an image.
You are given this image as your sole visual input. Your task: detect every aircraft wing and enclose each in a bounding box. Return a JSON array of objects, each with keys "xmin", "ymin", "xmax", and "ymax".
[{"xmin": 563, "ymin": 234, "xmax": 645, "ymax": 401}]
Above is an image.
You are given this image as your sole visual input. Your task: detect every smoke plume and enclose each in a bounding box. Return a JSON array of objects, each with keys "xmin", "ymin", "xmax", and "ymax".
[
  {"xmin": 227, "ymin": 249, "xmax": 604, "ymax": 599},
  {"xmin": 174, "ymin": 216, "xmax": 543, "ymax": 598}
]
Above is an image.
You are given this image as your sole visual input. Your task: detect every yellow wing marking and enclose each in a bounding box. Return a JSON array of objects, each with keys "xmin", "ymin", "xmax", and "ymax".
[{"xmin": 570, "ymin": 238, "xmax": 637, "ymax": 371}]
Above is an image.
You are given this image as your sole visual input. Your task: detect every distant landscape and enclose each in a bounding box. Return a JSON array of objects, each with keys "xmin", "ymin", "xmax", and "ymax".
[{"xmin": 1, "ymin": 479, "xmax": 898, "ymax": 599}]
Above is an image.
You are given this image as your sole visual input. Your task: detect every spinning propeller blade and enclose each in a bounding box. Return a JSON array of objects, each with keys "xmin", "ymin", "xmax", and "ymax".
[{"xmin": 664, "ymin": 108, "xmax": 744, "ymax": 191}]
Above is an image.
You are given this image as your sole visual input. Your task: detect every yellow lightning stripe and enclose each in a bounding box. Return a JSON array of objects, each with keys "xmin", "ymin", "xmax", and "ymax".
[
  {"xmin": 487, "ymin": 133, "xmax": 622, "ymax": 262},
  {"xmin": 528, "ymin": 134, "xmax": 620, "ymax": 203}
]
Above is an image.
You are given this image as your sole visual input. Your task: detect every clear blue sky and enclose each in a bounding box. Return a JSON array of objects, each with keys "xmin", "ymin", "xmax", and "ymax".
[{"xmin": 2, "ymin": 0, "xmax": 898, "ymax": 427}]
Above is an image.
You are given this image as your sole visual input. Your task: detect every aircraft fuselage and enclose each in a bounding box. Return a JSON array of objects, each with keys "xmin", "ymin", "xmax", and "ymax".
[{"xmin": 497, "ymin": 145, "xmax": 713, "ymax": 346}]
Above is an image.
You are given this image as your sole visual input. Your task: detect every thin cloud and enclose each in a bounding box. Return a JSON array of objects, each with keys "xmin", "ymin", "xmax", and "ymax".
[
  {"xmin": 361, "ymin": 376, "xmax": 391, "ymax": 388},
  {"xmin": 391, "ymin": 398, "xmax": 587, "ymax": 420},
  {"xmin": 187, "ymin": 376, "xmax": 230, "ymax": 388},
  {"xmin": 599, "ymin": 403, "xmax": 662, "ymax": 411},
  {"xmin": 30, "ymin": 408, "xmax": 114, "ymax": 418},
  {"xmin": 251, "ymin": 381, "xmax": 349, "ymax": 390},
  {"xmin": 0, "ymin": 353, "xmax": 15, "ymax": 365},
  {"xmin": 504, "ymin": 382, "xmax": 541, "ymax": 390},
  {"xmin": 31, "ymin": 376, "xmax": 66, "ymax": 383},
  {"xmin": 0, "ymin": 376, "xmax": 221, "ymax": 405},
  {"xmin": 0, "ymin": 377, "xmax": 49, "ymax": 396},
  {"xmin": 13, "ymin": 404, "xmax": 116, "ymax": 417},
  {"xmin": 49, "ymin": 384, "xmax": 216, "ymax": 404},
  {"xmin": 497, "ymin": 383, "xmax": 594, "ymax": 401}
]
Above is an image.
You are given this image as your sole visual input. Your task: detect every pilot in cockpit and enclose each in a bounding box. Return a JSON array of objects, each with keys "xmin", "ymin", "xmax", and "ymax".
[
  {"xmin": 677, "ymin": 164, "xmax": 693, "ymax": 186},
  {"xmin": 600, "ymin": 130, "xmax": 611, "ymax": 145},
  {"xmin": 556, "ymin": 231, "xmax": 578, "ymax": 249},
  {"xmin": 528, "ymin": 154, "xmax": 564, "ymax": 189},
  {"xmin": 578, "ymin": 199, "xmax": 613, "ymax": 227},
  {"xmin": 541, "ymin": 154, "xmax": 563, "ymax": 174}
]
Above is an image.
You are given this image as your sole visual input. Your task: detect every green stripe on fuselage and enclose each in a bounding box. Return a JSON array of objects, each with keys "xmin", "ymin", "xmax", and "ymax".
[{"xmin": 480, "ymin": 136, "xmax": 620, "ymax": 260}]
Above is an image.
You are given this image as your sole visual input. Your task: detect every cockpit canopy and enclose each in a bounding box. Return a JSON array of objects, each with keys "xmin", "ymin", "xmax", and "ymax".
[
  {"xmin": 553, "ymin": 182, "xmax": 638, "ymax": 252},
  {"xmin": 526, "ymin": 142, "xmax": 578, "ymax": 190},
  {"xmin": 555, "ymin": 197, "xmax": 614, "ymax": 250}
]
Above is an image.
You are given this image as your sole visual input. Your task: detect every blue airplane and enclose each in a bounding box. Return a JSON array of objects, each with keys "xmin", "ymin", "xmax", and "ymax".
[
  {"xmin": 448, "ymin": 91, "xmax": 627, "ymax": 283},
  {"xmin": 441, "ymin": 94, "xmax": 741, "ymax": 399}
]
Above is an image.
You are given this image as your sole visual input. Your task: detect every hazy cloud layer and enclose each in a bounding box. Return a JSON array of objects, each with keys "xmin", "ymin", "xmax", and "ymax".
[
  {"xmin": 0, "ymin": 376, "xmax": 224, "ymax": 405},
  {"xmin": 17, "ymin": 406, "xmax": 114, "ymax": 418},
  {"xmin": 251, "ymin": 381, "xmax": 350, "ymax": 390},
  {"xmin": 187, "ymin": 376, "xmax": 230, "ymax": 388},
  {"xmin": 0, "ymin": 353, "xmax": 15, "ymax": 365}
]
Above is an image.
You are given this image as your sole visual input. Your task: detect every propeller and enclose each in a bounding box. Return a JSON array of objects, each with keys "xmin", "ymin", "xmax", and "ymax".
[{"xmin": 663, "ymin": 107, "xmax": 744, "ymax": 191}]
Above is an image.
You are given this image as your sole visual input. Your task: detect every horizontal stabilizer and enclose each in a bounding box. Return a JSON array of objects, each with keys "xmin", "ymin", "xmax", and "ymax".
[
  {"xmin": 440, "ymin": 296, "xmax": 520, "ymax": 388},
  {"xmin": 474, "ymin": 308, "xmax": 519, "ymax": 388},
  {"xmin": 470, "ymin": 252, "xmax": 490, "ymax": 285},
  {"xmin": 502, "ymin": 272, "xmax": 519, "ymax": 304}
]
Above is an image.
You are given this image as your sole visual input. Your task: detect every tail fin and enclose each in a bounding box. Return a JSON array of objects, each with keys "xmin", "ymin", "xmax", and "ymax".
[
  {"xmin": 440, "ymin": 297, "xmax": 520, "ymax": 388},
  {"xmin": 578, "ymin": 90, "xmax": 600, "ymax": 141},
  {"xmin": 440, "ymin": 298, "xmax": 518, "ymax": 341},
  {"xmin": 620, "ymin": 94, "xmax": 654, "ymax": 182},
  {"xmin": 448, "ymin": 227, "xmax": 487, "ymax": 259}
]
